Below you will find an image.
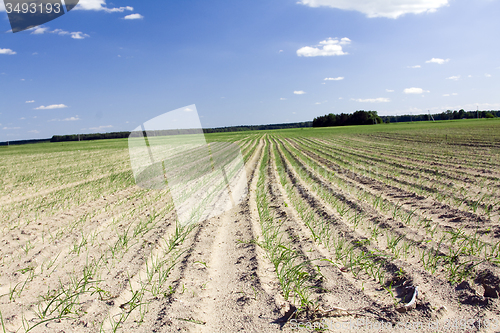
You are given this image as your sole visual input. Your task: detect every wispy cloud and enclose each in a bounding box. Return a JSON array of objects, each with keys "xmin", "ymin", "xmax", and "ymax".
[
  {"xmin": 31, "ymin": 27, "xmax": 90, "ymax": 39},
  {"xmin": 124, "ymin": 13, "xmax": 144, "ymax": 20},
  {"xmin": 297, "ymin": 38, "xmax": 351, "ymax": 57},
  {"xmin": 3, "ymin": 127, "xmax": 20, "ymax": 130},
  {"xmin": 35, "ymin": 104, "xmax": 68, "ymax": 110},
  {"xmin": 89, "ymin": 125, "xmax": 113, "ymax": 130},
  {"xmin": 324, "ymin": 77, "xmax": 344, "ymax": 81},
  {"xmin": 426, "ymin": 58, "xmax": 450, "ymax": 65},
  {"xmin": 49, "ymin": 115, "xmax": 80, "ymax": 122},
  {"xmin": 485, "ymin": 73, "xmax": 492, "ymax": 77},
  {"xmin": 386, "ymin": 89, "xmax": 394, "ymax": 93},
  {"xmin": 28, "ymin": 130, "xmax": 40, "ymax": 134},
  {"xmin": 352, "ymin": 98, "xmax": 390, "ymax": 103},
  {"xmin": 26, "ymin": 100, "xmax": 35, "ymax": 103},
  {"xmin": 280, "ymin": 98, "xmax": 287, "ymax": 100},
  {"xmin": 297, "ymin": 0, "xmax": 449, "ymax": 19},
  {"xmin": 0, "ymin": 48, "xmax": 16, "ymax": 55},
  {"xmin": 408, "ymin": 65, "xmax": 421, "ymax": 69},
  {"xmin": 443, "ymin": 93, "xmax": 458, "ymax": 97},
  {"xmin": 294, "ymin": 91, "xmax": 306, "ymax": 95},
  {"xmin": 446, "ymin": 75, "xmax": 460, "ymax": 81}
]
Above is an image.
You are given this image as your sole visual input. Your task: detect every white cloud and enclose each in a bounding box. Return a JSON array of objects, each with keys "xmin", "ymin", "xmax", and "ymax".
[
  {"xmin": 0, "ymin": 48, "xmax": 16, "ymax": 55},
  {"xmin": 324, "ymin": 77, "xmax": 344, "ymax": 81},
  {"xmin": 485, "ymin": 73, "xmax": 492, "ymax": 77},
  {"xmin": 280, "ymin": 98, "xmax": 287, "ymax": 100},
  {"xmin": 446, "ymin": 75, "xmax": 460, "ymax": 81},
  {"xmin": 70, "ymin": 32, "xmax": 90, "ymax": 39},
  {"xmin": 297, "ymin": 37, "xmax": 350, "ymax": 57},
  {"xmin": 73, "ymin": 0, "xmax": 133, "ymax": 12},
  {"xmin": 426, "ymin": 58, "xmax": 450, "ymax": 65},
  {"xmin": 352, "ymin": 98, "xmax": 391, "ymax": 103},
  {"xmin": 31, "ymin": 27, "xmax": 90, "ymax": 39},
  {"xmin": 28, "ymin": 130, "xmax": 40, "ymax": 134},
  {"xmin": 442, "ymin": 93, "xmax": 458, "ymax": 97},
  {"xmin": 294, "ymin": 91, "xmax": 307, "ymax": 95},
  {"xmin": 408, "ymin": 65, "xmax": 421, "ymax": 69},
  {"xmin": 35, "ymin": 104, "xmax": 68, "ymax": 110},
  {"xmin": 183, "ymin": 107, "xmax": 194, "ymax": 112},
  {"xmin": 89, "ymin": 125, "xmax": 113, "ymax": 130},
  {"xmin": 386, "ymin": 89, "xmax": 394, "ymax": 92},
  {"xmin": 26, "ymin": 100, "xmax": 35, "ymax": 103},
  {"xmin": 50, "ymin": 116, "xmax": 80, "ymax": 122},
  {"xmin": 297, "ymin": 0, "xmax": 449, "ymax": 19},
  {"xmin": 315, "ymin": 102, "xmax": 322, "ymax": 105},
  {"xmin": 31, "ymin": 27, "xmax": 50, "ymax": 34},
  {"xmin": 63, "ymin": 116, "xmax": 80, "ymax": 121},
  {"xmin": 20, "ymin": 117, "xmax": 26, "ymax": 120},
  {"xmin": 124, "ymin": 13, "xmax": 144, "ymax": 20},
  {"xmin": 404, "ymin": 87, "xmax": 427, "ymax": 94},
  {"xmin": 3, "ymin": 127, "xmax": 20, "ymax": 130}
]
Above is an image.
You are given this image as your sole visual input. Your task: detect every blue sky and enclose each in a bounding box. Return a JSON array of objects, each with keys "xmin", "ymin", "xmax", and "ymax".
[{"xmin": 1, "ymin": 0, "xmax": 499, "ymax": 141}]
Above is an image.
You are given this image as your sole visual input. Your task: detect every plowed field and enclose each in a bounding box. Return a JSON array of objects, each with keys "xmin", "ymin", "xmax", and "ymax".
[{"xmin": 1, "ymin": 120, "xmax": 500, "ymax": 332}]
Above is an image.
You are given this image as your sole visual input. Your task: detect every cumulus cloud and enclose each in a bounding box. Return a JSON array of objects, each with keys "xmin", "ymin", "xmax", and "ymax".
[
  {"xmin": 124, "ymin": 13, "xmax": 144, "ymax": 20},
  {"xmin": 31, "ymin": 27, "xmax": 90, "ymax": 39},
  {"xmin": 0, "ymin": 48, "xmax": 16, "ymax": 55},
  {"xmin": 297, "ymin": 0, "xmax": 449, "ymax": 19},
  {"xmin": 404, "ymin": 87, "xmax": 427, "ymax": 94},
  {"xmin": 324, "ymin": 77, "xmax": 344, "ymax": 81},
  {"xmin": 426, "ymin": 58, "xmax": 449, "ymax": 64},
  {"xmin": 294, "ymin": 91, "xmax": 307, "ymax": 95},
  {"xmin": 446, "ymin": 75, "xmax": 460, "ymax": 81},
  {"xmin": 89, "ymin": 125, "xmax": 113, "ymax": 130},
  {"xmin": 297, "ymin": 38, "xmax": 351, "ymax": 57},
  {"xmin": 73, "ymin": 0, "xmax": 133, "ymax": 13},
  {"xmin": 35, "ymin": 104, "xmax": 68, "ymax": 110},
  {"xmin": 70, "ymin": 32, "xmax": 90, "ymax": 39},
  {"xmin": 353, "ymin": 98, "xmax": 391, "ymax": 103}
]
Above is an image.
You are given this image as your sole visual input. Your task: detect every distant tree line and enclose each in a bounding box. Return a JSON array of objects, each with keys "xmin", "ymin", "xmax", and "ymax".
[
  {"xmin": 47, "ymin": 122, "xmax": 313, "ymax": 143},
  {"xmin": 313, "ymin": 110, "xmax": 383, "ymax": 127},
  {"xmin": 0, "ymin": 138, "xmax": 51, "ymax": 146},
  {"xmin": 50, "ymin": 132, "xmax": 131, "ymax": 142},
  {"xmin": 381, "ymin": 109, "xmax": 500, "ymax": 123},
  {"xmin": 203, "ymin": 121, "xmax": 312, "ymax": 133}
]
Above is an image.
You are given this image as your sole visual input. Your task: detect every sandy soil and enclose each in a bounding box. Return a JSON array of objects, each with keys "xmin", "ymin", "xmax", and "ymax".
[{"xmin": 0, "ymin": 134, "xmax": 499, "ymax": 332}]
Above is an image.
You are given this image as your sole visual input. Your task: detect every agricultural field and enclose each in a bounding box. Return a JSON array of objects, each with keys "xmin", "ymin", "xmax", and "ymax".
[{"xmin": 1, "ymin": 118, "xmax": 500, "ymax": 332}]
